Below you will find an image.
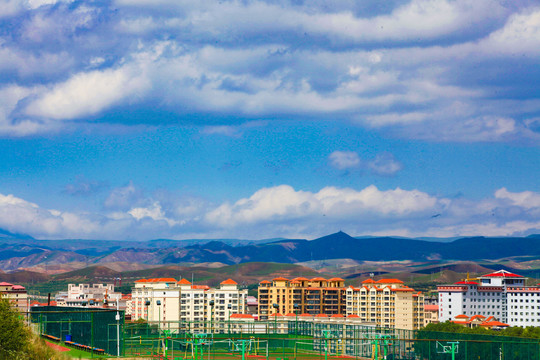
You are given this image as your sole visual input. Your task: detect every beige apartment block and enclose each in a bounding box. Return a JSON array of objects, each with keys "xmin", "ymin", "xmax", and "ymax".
[
  {"xmin": 258, "ymin": 277, "xmax": 346, "ymax": 321},
  {"xmin": 131, "ymin": 277, "xmax": 247, "ymax": 331},
  {"xmin": 0, "ymin": 282, "xmax": 28, "ymax": 313},
  {"xmin": 345, "ymin": 278, "xmax": 425, "ymax": 330}
]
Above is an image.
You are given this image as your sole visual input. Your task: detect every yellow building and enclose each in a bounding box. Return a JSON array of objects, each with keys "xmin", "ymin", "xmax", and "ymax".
[
  {"xmin": 345, "ymin": 278, "xmax": 424, "ymax": 330},
  {"xmin": 0, "ymin": 282, "xmax": 28, "ymax": 313},
  {"xmin": 258, "ymin": 277, "xmax": 346, "ymax": 320}
]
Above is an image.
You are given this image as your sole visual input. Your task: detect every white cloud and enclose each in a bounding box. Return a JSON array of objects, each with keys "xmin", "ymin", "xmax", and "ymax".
[
  {"xmin": 24, "ymin": 65, "xmax": 150, "ymax": 120},
  {"xmin": 368, "ymin": 153, "xmax": 403, "ymax": 176},
  {"xmin": 328, "ymin": 151, "xmax": 361, "ymax": 170},
  {"xmin": 495, "ymin": 188, "xmax": 540, "ymax": 209},
  {"xmin": 205, "ymin": 184, "xmax": 439, "ymax": 227}
]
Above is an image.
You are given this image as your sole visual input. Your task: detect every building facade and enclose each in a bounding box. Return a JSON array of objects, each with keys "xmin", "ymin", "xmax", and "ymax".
[
  {"xmin": 345, "ymin": 279, "xmax": 425, "ymax": 330},
  {"xmin": 437, "ymin": 270, "xmax": 540, "ymax": 327},
  {"xmin": 57, "ymin": 283, "xmax": 122, "ymax": 307},
  {"xmin": 131, "ymin": 277, "xmax": 248, "ymax": 331},
  {"xmin": 0, "ymin": 282, "xmax": 28, "ymax": 313},
  {"xmin": 258, "ymin": 277, "xmax": 346, "ymax": 321}
]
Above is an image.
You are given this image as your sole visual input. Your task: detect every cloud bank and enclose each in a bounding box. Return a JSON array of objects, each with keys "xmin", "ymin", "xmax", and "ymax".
[
  {"xmin": 0, "ymin": 0, "xmax": 536, "ymax": 142},
  {"xmin": 1, "ymin": 185, "xmax": 540, "ymax": 240}
]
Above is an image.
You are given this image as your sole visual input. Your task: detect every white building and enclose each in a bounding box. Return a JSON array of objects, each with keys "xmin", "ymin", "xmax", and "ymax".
[
  {"xmin": 438, "ymin": 270, "xmax": 540, "ymax": 327},
  {"xmin": 60, "ymin": 283, "xmax": 122, "ymax": 307},
  {"xmin": 131, "ymin": 277, "xmax": 248, "ymax": 331}
]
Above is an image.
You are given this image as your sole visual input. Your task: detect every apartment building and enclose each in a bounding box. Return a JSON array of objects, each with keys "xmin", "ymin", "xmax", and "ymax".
[
  {"xmin": 345, "ymin": 278, "xmax": 425, "ymax": 330},
  {"xmin": 131, "ymin": 277, "xmax": 248, "ymax": 331},
  {"xmin": 258, "ymin": 277, "xmax": 346, "ymax": 321},
  {"xmin": 438, "ymin": 270, "xmax": 540, "ymax": 327},
  {"xmin": 57, "ymin": 283, "xmax": 122, "ymax": 307},
  {"xmin": 0, "ymin": 282, "xmax": 28, "ymax": 313}
]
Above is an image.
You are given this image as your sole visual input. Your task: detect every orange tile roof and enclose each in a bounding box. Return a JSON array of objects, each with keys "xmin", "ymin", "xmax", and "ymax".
[
  {"xmin": 230, "ymin": 314, "xmax": 254, "ymax": 319},
  {"xmin": 347, "ymin": 314, "xmax": 360, "ymax": 318},
  {"xmin": 273, "ymin": 277, "xmax": 290, "ymax": 281},
  {"xmin": 142, "ymin": 278, "xmax": 177, "ymax": 283},
  {"xmin": 135, "ymin": 279, "xmax": 147, "ymax": 283},
  {"xmin": 328, "ymin": 277, "xmax": 345, "ymax": 282},
  {"xmin": 311, "ymin": 277, "xmax": 327, "ymax": 281},
  {"xmin": 424, "ymin": 305, "xmax": 439, "ymax": 311},
  {"xmin": 481, "ymin": 321, "xmax": 509, "ymax": 327},
  {"xmin": 0, "ymin": 282, "xmax": 14, "ymax": 286},
  {"xmin": 285, "ymin": 313, "xmax": 296, "ymax": 317},
  {"xmin": 376, "ymin": 279, "xmax": 404, "ymax": 284},
  {"xmin": 221, "ymin": 279, "xmax": 238, "ymax": 285},
  {"xmin": 331, "ymin": 314, "xmax": 344, "ymax": 318},
  {"xmin": 260, "ymin": 280, "xmax": 271, "ymax": 284},
  {"xmin": 315, "ymin": 314, "xmax": 328, "ymax": 317},
  {"xmin": 299, "ymin": 313, "xmax": 312, "ymax": 317},
  {"xmin": 455, "ymin": 314, "xmax": 469, "ymax": 319},
  {"xmin": 178, "ymin": 279, "xmax": 192, "ymax": 285},
  {"xmin": 293, "ymin": 277, "xmax": 309, "ymax": 281},
  {"xmin": 362, "ymin": 279, "xmax": 375, "ymax": 284},
  {"xmin": 191, "ymin": 285, "xmax": 210, "ymax": 290},
  {"xmin": 470, "ymin": 315, "xmax": 486, "ymax": 320},
  {"xmin": 290, "ymin": 280, "xmax": 300, "ymax": 284},
  {"xmin": 270, "ymin": 313, "xmax": 283, "ymax": 317}
]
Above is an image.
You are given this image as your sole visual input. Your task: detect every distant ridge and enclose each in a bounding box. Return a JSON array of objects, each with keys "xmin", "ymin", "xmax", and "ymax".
[{"xmin": 1, "ymin": 231, "xmax": 540, "ymax": 271}]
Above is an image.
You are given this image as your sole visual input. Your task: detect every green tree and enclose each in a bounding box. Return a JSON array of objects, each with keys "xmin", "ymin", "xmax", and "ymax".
[
  {"xmin": 0, "ymin": 298, "xmax": 67, "ymax": 360},
  {"xmin": 0, "ymin": 298, "xmax": 30, "ymax": 358}
]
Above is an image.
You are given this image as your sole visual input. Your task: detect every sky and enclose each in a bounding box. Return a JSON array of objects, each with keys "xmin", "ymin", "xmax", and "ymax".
[{"xmin": 0, "ymin": 0, "xmax": 540, "ymax": 241}]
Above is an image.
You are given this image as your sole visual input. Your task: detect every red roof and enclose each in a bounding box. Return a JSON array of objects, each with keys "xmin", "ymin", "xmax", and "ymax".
[
  {"xmin": 221, "ymin": 279, "xmax": 238, "ymax": 285},
  {"xmin": 293, "ymin": 277, "xmax": 309, "ymax": 281},
  {"xmin": 311, "ymin": 277, "xmax": 327, "ymax": 282},
  {"xmin": 331, "ymin": 314, "xmax": 344, "ymax": 318},
  {"xmin": 260, "ymin": 280, "xmax": 271, "ymax": 284},
  {"xmin": 299, "ymin": 313, "xmax": 312, "ymax": 317},
  {"xmin": 455, "ymin": 314, "xmax": 469, "ymax": 319},
  {"xmin": 178, "ymin": 279, "xmax": 192, "ymax": 285},
  {"xmin": 315, "ymin": 314, "xmax": 328, "ymax": 317},
  {"xmin": 482, "ymin": 270, "xmax": 523, "ymax": 278},
  {"xmin": 230, "ymin": 314, "xmax": 254, "ymax": 319},
  {"xmin": 191, "ymin": 285, "xmax": 210, "ymax": 290},
  {"xmin": 328, "ymin": 277, "xmax": 345, "ymax": 282},
  {"xmin": 362, "ymin": 279, "xmax": 375, "ymax": 284},
  {"xmin": 273, "ymin": 277, "xmax": 290, "ymax": 281},
  {"xmin": 481, "ymin": 321, "xmax": 509, "ymax": 327},
  {"xmin": 347, "ymin": 314, "xmax": 360, "ymax": 318},
  {"xmin": 470, "ymin": 315, "xmax": 486, "ymax": 320},
  {"xmin": 270, "ymin": 313, "xmax": 283, "ymax": 317},
  {"xmin": 454, "ymin": 281, "xmax": 479, "ymax": 285},
  {"xmin": 0, "ymin": 282, "xmax": 14, "ymax": 286},
  {"xmin": 138, "ymin": 278, "xmax": 177, "ymax": 283},
  {"xmin": 377, "ymin": 279, "xmax": 404, "ymax": 284},
  {"xmin": 424, "ymin": 305, "xmax": 439, "ymax": 311},
  {"xmin": 285, "ymin": 313, "xmax": 296, "ymax": 317},
  {"xmin": 11, "ymin": 285, "xmax": 25, "ymax": 290}
]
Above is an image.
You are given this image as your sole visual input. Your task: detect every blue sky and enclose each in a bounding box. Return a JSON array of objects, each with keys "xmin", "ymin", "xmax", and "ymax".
[{"xmin": 0, "ymin": 0, "xmax": 540, "ymax": 240}]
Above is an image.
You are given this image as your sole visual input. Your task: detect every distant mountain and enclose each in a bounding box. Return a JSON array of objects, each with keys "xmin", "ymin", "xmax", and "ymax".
[
  {"xmin": 1, "ymin": 231, "xmax": 540, "ymax": 272},
  {"xmin": 0, "ymin": 228, "xmax": 34, "ymax": 240}
]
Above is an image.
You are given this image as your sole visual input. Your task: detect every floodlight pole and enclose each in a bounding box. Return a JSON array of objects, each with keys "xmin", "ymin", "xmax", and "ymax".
[
  {"xmin": 272, "ymin": 303, "xmax": 278, "ymax": 334},
  {"xmin": 116, "ymin": 299, "xmax": 121, "ymax": 357},
  {"xmin": 294, "ymin": 303, "xmax": 299, "ymax": 336}
]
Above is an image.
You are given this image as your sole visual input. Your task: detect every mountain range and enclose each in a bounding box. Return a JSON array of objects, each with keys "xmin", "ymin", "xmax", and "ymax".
[{"xmin": 1, "ymin": 231, "xmax": 540, "ymax": 273}]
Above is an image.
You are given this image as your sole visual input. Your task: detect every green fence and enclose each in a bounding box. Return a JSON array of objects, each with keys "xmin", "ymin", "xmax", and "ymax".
[
  {"xmin": 30, "ymin": 306, "xmax": 125, "ymax": 356},
  {"xmin": 26, "ymin": 311, "xmax": 540, "ymax": 359}
]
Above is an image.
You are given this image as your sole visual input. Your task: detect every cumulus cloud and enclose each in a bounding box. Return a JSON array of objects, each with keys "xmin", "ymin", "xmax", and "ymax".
[
  {"xmin": 328, "ymin": 151, "xmax": 361, "ymax": 170},
  {"xmin": 2, "ymin": 185, "xmax": 540, "ymax": 240},
  {"xmin": 328, "ymin": 151, "xmax": 402, "ymax": 175},
  {"xmin": 0, "ymin": 0, "xmax": 536, "ymax": 143}
]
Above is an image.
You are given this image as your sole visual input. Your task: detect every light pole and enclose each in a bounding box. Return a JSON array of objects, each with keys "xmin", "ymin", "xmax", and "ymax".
[
  {"xmin": 144, "ymin": 300, "xmax": 151, "ymax": 322},
  {"xmin": 294, "ymin": 303, "xmax": 299, "ymax": 336},
  {"xmin": 209, "ymin": 300, "xmax": 215, "ymax": 334},
  {"xmin": 156, "ymin": 300, "xmax": 161, "ymax": 330},
  {"xmin": 116, "ymin": 299, "xmax": 121, "ymax": 357},
  {"xmin": 228, "ymin": 303, "xmax": 232, "ymax": 336},
  {"xmin": 272, "ymin": 303, "xmax": 278, "ymax": 335}
]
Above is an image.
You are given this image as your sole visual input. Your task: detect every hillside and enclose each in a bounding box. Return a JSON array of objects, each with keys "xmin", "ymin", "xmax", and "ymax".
[{"xmin": 1, "ymin": 232, "xmax": 540, "ymax": 273}]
